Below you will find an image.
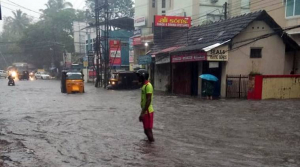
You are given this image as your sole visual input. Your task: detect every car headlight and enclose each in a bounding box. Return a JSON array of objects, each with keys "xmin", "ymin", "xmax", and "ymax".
[{"xmin": 11, "ymin": 71, "xmax": 17, "ymax": 77}]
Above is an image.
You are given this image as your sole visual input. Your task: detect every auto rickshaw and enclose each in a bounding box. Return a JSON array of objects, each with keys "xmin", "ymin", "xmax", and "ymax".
[
  {"xmin": 61, "ymin": 71, "xmax": 84, "ymax": 94},
  {"xmin": 108, "ymin": 71, "xmax": 141, "ymax": 89}
]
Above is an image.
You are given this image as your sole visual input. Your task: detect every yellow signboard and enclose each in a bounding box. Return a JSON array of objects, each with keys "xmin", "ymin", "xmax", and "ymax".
[
  {"xmin": 207, "ymin": 45, "xmax": 229, "ymax": 61},
  {"xmin": 83, "ymin": 61, "xmax": 88, "ymax": 68}
]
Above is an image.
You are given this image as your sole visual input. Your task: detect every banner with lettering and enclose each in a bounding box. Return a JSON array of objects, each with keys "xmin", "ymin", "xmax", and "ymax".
[
  {"xmin": 155, "ymin": 15, "xmax": 191, "ymax": 28},
  {"xmin": 109, "ymin": 40, "xmax": 121, "ymax": 66},
  {"xmin": 206, "ymin": 45, "xmax": 229, "ymax": 61},
  {"xmin": 171, "ymin": 52, "xmax": 206, "ymax": 63}
]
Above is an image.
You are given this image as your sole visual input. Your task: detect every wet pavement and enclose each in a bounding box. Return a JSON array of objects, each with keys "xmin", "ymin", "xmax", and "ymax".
[{"xmin": 0, "ymin": 78, "xmax": 299, "ymax": 167}]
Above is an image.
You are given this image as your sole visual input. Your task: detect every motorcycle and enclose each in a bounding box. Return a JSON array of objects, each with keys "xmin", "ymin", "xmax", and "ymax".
[{"xmin": 8, "ymin": 75, "xmax": 15, "ymax": 86}]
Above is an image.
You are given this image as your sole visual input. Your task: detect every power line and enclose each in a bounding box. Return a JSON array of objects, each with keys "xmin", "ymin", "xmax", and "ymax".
[
  {"xmin": 5, "ymin": 0, "xmax": 43, "ymax": 15},
  {"xmin": 1, "ymin": 4, "xmax": 40, "ymax": 20},
  {"xmin": 193, "ymin": 1, "xmax": 285, "ymax": 25}
]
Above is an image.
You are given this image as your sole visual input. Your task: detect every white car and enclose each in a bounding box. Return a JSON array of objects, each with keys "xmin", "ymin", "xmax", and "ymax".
[
  {"xmin": 35, "ymin": 72, "xmax": 50, "ymax": 80},
  {"xmin": 0, "ymin": 70, "xmax": 7, "ymax": 78}
]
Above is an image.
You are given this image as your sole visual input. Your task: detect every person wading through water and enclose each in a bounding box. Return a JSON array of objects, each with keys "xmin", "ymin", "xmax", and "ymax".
[{"xmin": 137, "ymin": 70, "xmax": 154, "ymax": 142}]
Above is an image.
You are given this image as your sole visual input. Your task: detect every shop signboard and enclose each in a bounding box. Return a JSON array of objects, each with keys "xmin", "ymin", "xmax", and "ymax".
[
  {"xmin": 138, "ymin": 55, "xmax": 152, "ymax": 65},
  {"xmin": 155, "ymin": 15, "xmax": 191, "ymax": 28},
  {"xmin": 109, "ymin": 40, "xmax": 121, "ymax": 66},
  {"xmin": 129, "ymin": 37, "xmax": 133, "ymax": 50},
  {"xmin": 134, "ymin": 17, "xmax": 146, "ymax": 27},
  {"xmin": 133, "ymin": 37, "xmax": 142, "ymax": 46},
  {"xmin": 129, "ymin": 38, "xmax": 134, "ymax": 63},
  {"xmin": 129, "ymin": 51, "xmax": 134, "ymax": 63},
  {"xmin": 134, "ymin": 29, "xmax": 142, "ymax": 37},
  {"xmin": 141, "ymin": 34, "xmax": 154, "ymax": 43},
  {"xmin": 207, "ymin": 45, "xmax": 229, "ymax": 61},
  {"xmin": 83, "ymin": 56, "xmax": 88, "ymax": 67},
  {"xmin": 171, "ymin": 52, "xmax": 206, "ymax": 63}
]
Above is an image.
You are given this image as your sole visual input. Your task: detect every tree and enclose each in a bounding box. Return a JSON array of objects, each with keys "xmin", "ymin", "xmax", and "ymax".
[
  {"xmin": 5, "ymin": 10, "xmax": 32, "ymax": 35},
  {"xmin": 86, "ymin": 0, "xmax": 134, "ymax": 20},
  {"xmin": 17, "ymin": 0, "xmax": 89, "ymax": 68},
  {"xmin": 41, "ymin": 0, "xmax": 73, "ymax": 16},
  {"xmin": 0, "ymin": 0, "xmax": 89, "ymax": 69}
]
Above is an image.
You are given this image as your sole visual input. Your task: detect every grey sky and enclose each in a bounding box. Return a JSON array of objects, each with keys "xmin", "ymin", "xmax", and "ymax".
[{"xmin": 0, "ymin": 0, "xmax": 87, "ymax": 31}]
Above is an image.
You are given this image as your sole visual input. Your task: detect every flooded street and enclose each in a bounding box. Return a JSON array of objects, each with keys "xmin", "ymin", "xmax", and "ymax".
[{"xmin": 0, "ymin": 79, "xmax": 299, "ymax": 167}]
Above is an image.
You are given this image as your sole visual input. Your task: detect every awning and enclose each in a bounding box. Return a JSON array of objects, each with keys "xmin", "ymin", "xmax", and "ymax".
[
  {"xmin": 171, "ymin": 40, "xmax": 231, "ymax": 53},
  {"xmin": 156, "ymin": 55, "xmax": 170, "ymax": 64},
  {"xmin": 152, "ymin": 46, "xmax": 183, "ymax": 55}
]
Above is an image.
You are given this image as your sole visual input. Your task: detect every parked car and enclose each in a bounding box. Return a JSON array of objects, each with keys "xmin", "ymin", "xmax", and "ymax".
[
  {"xmin": 35, "ymin": 72, "xmax": 50, "ymax": 80},
  {"xmin": 0, "ymin": 70, "xmax": 7, "ymax": 78}
]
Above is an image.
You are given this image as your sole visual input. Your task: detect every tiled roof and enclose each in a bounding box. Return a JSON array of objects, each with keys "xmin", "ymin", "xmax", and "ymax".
[{"xmin": 152, "ymin": 10, "xmax": 299, "ymax": 54}]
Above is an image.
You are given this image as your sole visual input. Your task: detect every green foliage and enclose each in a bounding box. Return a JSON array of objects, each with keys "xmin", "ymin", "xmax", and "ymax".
[
  {"xmin": 86, "ymin": 0, "xmax": 134, "ymax": 20},
  {"xmin": 0, "ymin": 0, "xmax": 89, "ymax": 69},
  {"xmin": 5, "ymin": 10, "xmax": 32, "ymax": 35}
]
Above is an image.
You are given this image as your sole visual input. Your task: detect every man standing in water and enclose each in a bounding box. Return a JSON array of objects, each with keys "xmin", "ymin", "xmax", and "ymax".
[{"xmin": 137, "ymin": 70, "xmax": 154, "ymax": 142}]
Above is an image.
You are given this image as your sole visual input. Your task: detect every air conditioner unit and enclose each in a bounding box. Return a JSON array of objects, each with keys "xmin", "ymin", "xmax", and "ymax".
[{"xmin": 211, "ymin": 0, "xmax": 218, "ymax": 3}]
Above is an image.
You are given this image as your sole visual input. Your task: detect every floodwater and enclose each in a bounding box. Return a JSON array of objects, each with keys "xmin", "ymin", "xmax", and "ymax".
[{"xmin": 0, "ymin": 78, "xmax": 299, "ymax": 167}]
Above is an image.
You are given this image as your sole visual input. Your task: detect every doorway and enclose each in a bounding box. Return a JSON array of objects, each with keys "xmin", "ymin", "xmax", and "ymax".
[{"xmin": 202, "ymin": 61, "xmax": 222, "ymax": 97}]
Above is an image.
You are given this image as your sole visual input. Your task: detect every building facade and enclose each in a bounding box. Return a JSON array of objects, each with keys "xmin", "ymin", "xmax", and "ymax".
[
  {"xmin": 73, "ymin": 21, "xmax": 88, "ymax": 61},
  {"xmin": 250, "ymin": 0, "xmax": 300, "ymax": 73},
  {"xmin": 133, "ymin": 0, "xmax": 251, "ymax": 83},
  {"xmin": 152, "ymin": 11, "xmax": 299, "ymax": 97}
]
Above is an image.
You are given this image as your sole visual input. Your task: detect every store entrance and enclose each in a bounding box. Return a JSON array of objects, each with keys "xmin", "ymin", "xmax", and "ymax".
[{"xmin": 202, "ymin": 61, "xmax": 222, "ymax": 97}]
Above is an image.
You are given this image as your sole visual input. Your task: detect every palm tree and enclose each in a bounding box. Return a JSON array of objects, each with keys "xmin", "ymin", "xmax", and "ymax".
[
  {"xmin": 56, "ymin": 0, "xmax": 73, "ymax": 10},
  {"xmin": 6, "ymin": 10, "xmax": 31, "ymax": 35},
  {"xmin": 41, "ymin": 0, "xmax": 73, "ymax": 16}
]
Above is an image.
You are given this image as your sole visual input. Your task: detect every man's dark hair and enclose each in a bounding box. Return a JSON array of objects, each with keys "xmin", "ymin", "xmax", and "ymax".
[{"xmin": 136, "ymin": 69, "xmax": 149, "ymax": 81}]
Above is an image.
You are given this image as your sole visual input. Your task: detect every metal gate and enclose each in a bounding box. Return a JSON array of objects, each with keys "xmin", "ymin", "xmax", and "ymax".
[{"xmin": 226, "ymin": 75, "xmax": 249, "ymax": 98}]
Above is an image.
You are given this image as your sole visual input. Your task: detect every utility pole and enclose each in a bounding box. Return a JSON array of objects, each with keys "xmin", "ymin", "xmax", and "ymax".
[
  {"xmin": 104, "ymin": 0, "xmax": 109, "ymax": 88},
  {"xmin": 95, "ymin": 0, "xmax": 101, "ymax": 87},
  {"xmin": 224, "ymin": 2, "xmax": 228, "ymax": 20}
]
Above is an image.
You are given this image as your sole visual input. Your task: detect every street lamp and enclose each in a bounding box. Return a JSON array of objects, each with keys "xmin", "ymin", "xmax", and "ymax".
[{"xmin": 144, "ymin": 42, "xmax": 148, "ymax": 54}]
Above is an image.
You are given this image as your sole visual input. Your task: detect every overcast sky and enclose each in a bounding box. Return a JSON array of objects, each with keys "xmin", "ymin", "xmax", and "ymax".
[{"xmin": 0, "ymin": 0, "xmax": 87, "ymax": 32}]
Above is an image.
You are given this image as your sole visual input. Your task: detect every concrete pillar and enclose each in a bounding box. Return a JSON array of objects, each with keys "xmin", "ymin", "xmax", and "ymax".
[
  {"xmin": 198, "ymin": 61, "xmax": 203, "ymax": 96},
  {"xmin": 221, "ymin": 61, "xmax": 227, "ymax": 98}
]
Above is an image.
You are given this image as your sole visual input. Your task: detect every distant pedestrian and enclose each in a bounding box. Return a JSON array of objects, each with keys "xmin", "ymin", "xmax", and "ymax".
[
  {"xmin": 137, "ymin": 70, "xmax": 155, "ymax": 142},
  {"xmin": 205, "ymin": 81, "xmax": 214, "ymax": 100}
]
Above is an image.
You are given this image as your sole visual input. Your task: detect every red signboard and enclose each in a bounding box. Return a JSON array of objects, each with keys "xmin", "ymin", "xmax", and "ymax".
[
  {"xmin": 172, "ymin": 52, "xmax": 207, "ymax": 63},
  {"xmin": 109, "ymin": 40, "xmax": 121, "ymax": 66},
  {"xmin": 133, "ymin": 37, "xmax": 142, "ymax": 46},
  {"xmin": 155, "ymin": 15, "xmax": 191, "ymax": 28}
]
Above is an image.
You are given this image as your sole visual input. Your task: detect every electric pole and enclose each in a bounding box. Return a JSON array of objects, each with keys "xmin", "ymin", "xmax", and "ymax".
[
  {"xmin": 94, "ymin": 0, "xmax": 109, "ymax": 88},
  {"xmin": 95, "ymin": 0, "xmax": 101, "ymax": 87},
  {"xmin": 224, "ymin": 2, "xmax": 228, "ymax": 20},
  {"xmin": 104, "ymin": 0, "xmax": 109, "ymax": 88}
]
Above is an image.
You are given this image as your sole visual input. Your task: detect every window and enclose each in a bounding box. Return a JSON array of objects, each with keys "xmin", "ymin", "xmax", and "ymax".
[
  {"xmin": 152, "ymin": 0, "xmax": 156, "ymax": 8},
  {"xmin": 162, "ymin": 0, "xmax": 166, "ymax": 8},
  {"xmin": 162, "ymin": 10, "xmax": 166, "ymax": 15},
  {"xmin": 286, "ymin": 0, "xmax": 300, "ymax": 17},
  {"xmin": 250, "ymin": 48, "xmax": 262, "ymax": 58}
]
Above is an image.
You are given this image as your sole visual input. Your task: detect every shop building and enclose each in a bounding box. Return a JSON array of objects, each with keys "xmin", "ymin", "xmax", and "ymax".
[{"xmin": 152, "ymin": 11, "xmax": 300, "ymax": 97}]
